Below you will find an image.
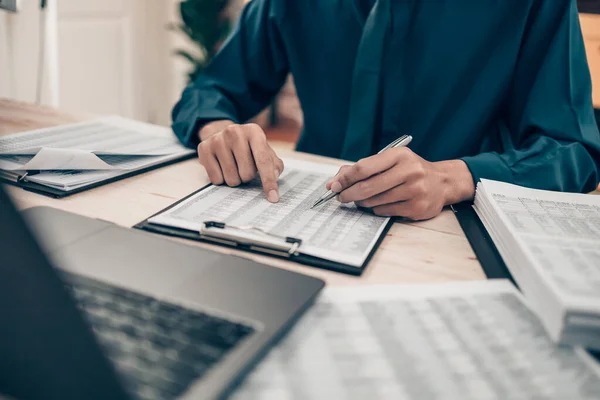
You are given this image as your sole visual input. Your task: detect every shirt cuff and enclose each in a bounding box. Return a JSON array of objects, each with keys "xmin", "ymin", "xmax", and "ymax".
[
  {"xmin": 461, "ymin": 152, "xmax": 514, "ymax": 186},
  {"xmin": 172, "ymin": 111, "xmax": 239, "ymax": 149}
]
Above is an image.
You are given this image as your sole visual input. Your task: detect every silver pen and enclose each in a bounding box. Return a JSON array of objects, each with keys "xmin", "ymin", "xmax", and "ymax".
[{"xmin": 311, "ymin": 134, "xmax": 413, "ymax": 209}]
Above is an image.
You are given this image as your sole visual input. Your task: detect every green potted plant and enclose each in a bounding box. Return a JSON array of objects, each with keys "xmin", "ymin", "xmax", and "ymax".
[
  {"xmin": 171, "ymin": 0, "xmax": 233, "ymax": 82},
  {"xmin": 171, "ymin": 0, "xmax": 286, "ymax": 129}
]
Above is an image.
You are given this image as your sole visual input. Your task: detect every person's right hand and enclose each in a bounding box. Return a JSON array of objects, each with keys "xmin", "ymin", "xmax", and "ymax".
[{"xmin": 197, "ymin": 121, "xmax": 284, "ymax": 203}]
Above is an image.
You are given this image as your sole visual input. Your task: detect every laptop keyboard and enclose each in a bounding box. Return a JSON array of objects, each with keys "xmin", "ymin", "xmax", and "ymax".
[{"xmin": 61, "ymin": 272, "xmax": 255, "ymax": 400}]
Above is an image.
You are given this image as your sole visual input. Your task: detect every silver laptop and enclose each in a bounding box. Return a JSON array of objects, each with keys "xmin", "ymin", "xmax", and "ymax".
[{"xmin": 0, "ymin": 187, "xmax": 324, "ymax": 400}]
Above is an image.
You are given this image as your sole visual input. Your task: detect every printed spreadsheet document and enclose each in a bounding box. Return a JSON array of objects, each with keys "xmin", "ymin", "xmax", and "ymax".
[
  {"xmin": 0, "ymin": 117, "xmax": 194, "ymax": 191},
  {"xmin": 148, "ymin": 158, "xmax": 391, "ymax": 267},
  {"xmin": 474, "ymin": 179, "xmax": 600, "ymax": 300},
  {"xmin": 230, "ymin": 281, "xmax": 600, "ymax": 400},
  {"xmin": 473, "ymin": 179, "xmax": 600, "ymax": 349}
]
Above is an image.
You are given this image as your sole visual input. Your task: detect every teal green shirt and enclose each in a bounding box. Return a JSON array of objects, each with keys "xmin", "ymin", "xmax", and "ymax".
[{"xmin": 172, "ymin": 0, "xmax": 600, "ymax": 193}]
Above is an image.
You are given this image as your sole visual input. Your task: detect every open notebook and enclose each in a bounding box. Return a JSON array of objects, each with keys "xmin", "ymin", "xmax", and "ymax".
[
  {"xmin": 473, "ymin": 179, "xmax": 600, "ymax": 350},
  {"xmin": 0, "ymin": 117, "xmax": 195, "ymax": 197},
  {"xmin": 136, "ymin": 159, "xmax": 392, "ymax": 275}
]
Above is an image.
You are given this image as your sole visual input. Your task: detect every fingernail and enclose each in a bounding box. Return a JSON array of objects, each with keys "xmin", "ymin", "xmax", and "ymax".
[
  {"xmin": 331, "ymin": 181, "xmax": 342, "ymax": 193},
  {"xmin": 275, "ymin": 168, "xmax": 281, "ymax": 178},
  {"xmin": 268, "ymin": 190, "xmax": 279, "ymax": 203}
]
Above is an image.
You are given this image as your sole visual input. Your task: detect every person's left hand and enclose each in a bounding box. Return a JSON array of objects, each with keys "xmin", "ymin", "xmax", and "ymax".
[{"xmin": 326, "ymin": 148, "xmax": 475, "ymax": 220}]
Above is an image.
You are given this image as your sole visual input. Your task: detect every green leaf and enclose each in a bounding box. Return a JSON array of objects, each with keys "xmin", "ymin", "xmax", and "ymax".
[
  {"xmin": 173, "ymin": 50, "xmax": 202, "ymax": 66},
  {"xmin": 171, "ymin": 0, "xmax": 233, "ymax": 82}
]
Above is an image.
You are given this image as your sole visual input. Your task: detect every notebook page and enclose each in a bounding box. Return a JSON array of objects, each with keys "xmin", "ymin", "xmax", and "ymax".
[
  {"xmin": 231, "ymin": 281, "xmax": 600, "ymax": 400},
  {"xmin": 148, "ymin": 158, "xmax": 390, "ymax": 267},
  {"xmin": 23, "ymin": 153, "xmax": 186, "ymax": 191},
  {"xmin": 0, "ymin": 149, "xmax": 164, "ymax": 171},
  {"xmin": 0, "ymin": 116, "xmax": 193, "ymax": 170},
  {"xmin": 477, "ymin": 180, "xmax": 600, "ymax": 302}
]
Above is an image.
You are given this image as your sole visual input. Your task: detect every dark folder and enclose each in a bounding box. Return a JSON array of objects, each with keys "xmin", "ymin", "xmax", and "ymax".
[{"xmin": 451, "ymin": 202, "xmax": 517, "ymax": 286}]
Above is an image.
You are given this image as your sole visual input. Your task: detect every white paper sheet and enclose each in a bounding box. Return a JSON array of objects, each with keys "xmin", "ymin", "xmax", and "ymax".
[
  {"xmin": 0, "ymin": 116, "xmax": 191, "ymax": 171},
  {"xmin": 231, "ymin": 281, "xmax": 600, "ymax": 400},
  {"xmin": 149, "ymin": 158, "xmax": 390, "ymax": 267},
  {"xmin": 1, "ymin": 148, "xmax": 118, "ymax": 171},
  {"xmin": 20, "ymin": 153, "xmax": 186, "ymax": 191}
]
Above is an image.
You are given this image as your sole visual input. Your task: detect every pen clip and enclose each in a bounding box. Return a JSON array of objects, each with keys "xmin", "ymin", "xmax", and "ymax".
[
  {"xmin": 17, "ymin": 172, "xmax": 29, "ymax": 183},
  {"xmin": 200, "ymin": 221, "xmax": 302, "ymax": 257},
  {"xmin": 17, "ymin": 170, "xmax": 41, "ymax": 183},
  {"xmin": 379, "ymin": 135, "xmax": 409, "ymax": 153}
]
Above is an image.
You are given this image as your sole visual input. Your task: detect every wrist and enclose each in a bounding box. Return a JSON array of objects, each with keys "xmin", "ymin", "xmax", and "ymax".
[
  {"xmin": 198, "ymin": 120, "xmax": 235, "ymax": 141},
  {"xmin": 435, "ymin": 160, "xmax": 475, "ymax": 205}
]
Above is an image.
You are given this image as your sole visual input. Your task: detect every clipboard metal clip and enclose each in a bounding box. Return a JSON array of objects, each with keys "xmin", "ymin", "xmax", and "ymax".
[{"xmin": 200, "ymin": 221, "xmax": 302, "ymax": 257}]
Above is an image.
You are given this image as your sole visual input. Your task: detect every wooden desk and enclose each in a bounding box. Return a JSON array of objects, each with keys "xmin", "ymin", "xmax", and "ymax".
[
  {"xmin": 1, "ymin": 99, "xmax": 484, "ymax": 285},
  {"xmin": 580, "ymin": 13, "xmax": 600, "ymax": 108}
]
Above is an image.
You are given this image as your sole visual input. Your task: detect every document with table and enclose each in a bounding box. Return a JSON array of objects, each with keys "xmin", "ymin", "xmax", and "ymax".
[
  {"xmin": 0, "ymin": 116, "xmax": 195, "ymax": 197},
  {"xmin": 137, "ymin": 158, "xmax": 392, "ymax": 275},
  {"xmin": 474, "ymin": 179, "xmax": 600, "ymax": 350},
  {"xmin": 231, "ymin": 280, "xmax": 600, "ymax": 400}
]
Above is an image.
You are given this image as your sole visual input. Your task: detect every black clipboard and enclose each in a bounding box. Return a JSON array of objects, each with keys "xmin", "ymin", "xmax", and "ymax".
[
  {"xmin": 134, "ymin": 185, "xmax": 393, "ymax": 276},
  {"xmin": 0, "ymin": 153, "xmax": 195, "ymax": 198},
  {"xmin": 452, "ymin": 201, "xmax": 600, "ymax": 361}
]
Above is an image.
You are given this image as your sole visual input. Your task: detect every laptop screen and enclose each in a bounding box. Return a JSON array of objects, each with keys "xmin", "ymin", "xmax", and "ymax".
[{"xmin": 0, "ymin": 187, "xmax": 130, "ymax": 400}]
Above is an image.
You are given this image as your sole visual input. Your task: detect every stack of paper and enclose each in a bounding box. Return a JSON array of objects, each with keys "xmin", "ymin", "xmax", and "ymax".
[
  {"xmin": 231, "ymin": 281, "xmax": 600, "ymax": 400},
  {"xmin": 0, "ymin": 116, "xmax": 195, "ymax": 192},
  {"xmin": 473, "ymin": 179, "xmax": 600, "ymax": 349}
]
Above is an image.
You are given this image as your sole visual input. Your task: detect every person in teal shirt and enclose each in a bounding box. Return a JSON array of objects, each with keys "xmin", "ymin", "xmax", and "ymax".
[{"xmin": 172, "ymin": 0, "xmax": 600, "ymax": 220}]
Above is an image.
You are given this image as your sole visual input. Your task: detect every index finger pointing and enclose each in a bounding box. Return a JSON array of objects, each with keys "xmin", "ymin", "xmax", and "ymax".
[{"xmin": 249, "ymin": 137, "xmax": 280, "ymax": 203}]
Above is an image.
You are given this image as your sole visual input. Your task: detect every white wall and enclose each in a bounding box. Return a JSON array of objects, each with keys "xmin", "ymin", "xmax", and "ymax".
[
  {"xmin": 0, "ymin": 12, "xmax": 13, "ymax": 98},
  {"xmin": 0, "ymin": 0, "xmax": 187, "ymax": 126},
  {"xmin": 1, "ymin": 1, "xmax": 46, "ymax": 103},
  {"xmin": 0, "ymin": 0, "xmax": 245, "ymax": 126}
]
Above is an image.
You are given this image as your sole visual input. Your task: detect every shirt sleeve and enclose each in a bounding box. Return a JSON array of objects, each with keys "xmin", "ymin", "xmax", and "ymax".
[
  {"xmin": 171, "ymin": 0, "xmax": 290, "ymax": 148},
  {"xmin": 462, "ymin": 0, "xmax": 600, "ymax": 193}
]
